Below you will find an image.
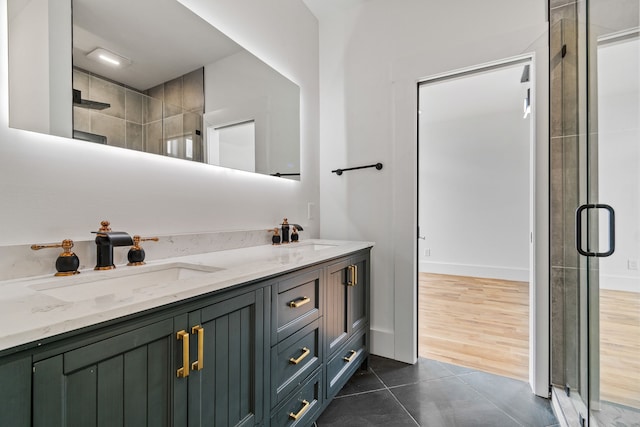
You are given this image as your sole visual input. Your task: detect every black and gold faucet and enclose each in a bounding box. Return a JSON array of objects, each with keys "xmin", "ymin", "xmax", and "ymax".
[
  {"xmin": 127, "ymin": 235, "xmax": 159, "ymax": 266},
  {"xmin": 93, "ymin": 220, "xmax": 133, "ymax": 270},
  {"xmin": 279, "ymin": 218, "xmax": 304, "ymax": 244},
  {"xmin": 31, "ymin": 239, "xmax": 81, "ymax": 276}
]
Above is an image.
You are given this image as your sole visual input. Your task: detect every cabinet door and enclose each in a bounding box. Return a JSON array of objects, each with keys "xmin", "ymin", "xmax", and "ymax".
[
  {"xmin": 0, "ymin": 355, "xmax": 31, "ymax": 427},
  {"xmin": 186, "ymin": 289, "xmax": 265, "ymax": 427},
  {"xmin": 348, "ymin": 253, "xmax": 369, "ymax": 334},
  {"xmin": 325, "ymin": 258, "xmax": 351, "ymax": 356},
  {"xmin": 32, "ymin": 318, "xmax": 174, "ymax": 427}
]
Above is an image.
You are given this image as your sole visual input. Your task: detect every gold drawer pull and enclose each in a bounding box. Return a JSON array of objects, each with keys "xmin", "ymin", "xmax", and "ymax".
[
  {"xmin": 343, "ymin": 349, "xmax": 357, "ymax": 363},
  {"xmin": 176, "ymin": 330, "xmax": 190, "ymax": 378},
  {"xmin": 289, "ymin": 347, "xmax": 311, "ymax": 365},
  {"xmin": 191, "ymin": 325, "xmax": 204, "ymax": 371},
  {"xmin": 289, "ymin": 296, "xmax": 311, "ymax": 308},
  {"xmin": 289, "ymin": 399, "xmax": 310, "ymax": 421}
]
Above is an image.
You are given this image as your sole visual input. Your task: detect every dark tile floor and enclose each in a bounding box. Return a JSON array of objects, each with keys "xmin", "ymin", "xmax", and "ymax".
[{"xmin": 316, "ymin": 355, "xmax": 559, "ymax": 427}]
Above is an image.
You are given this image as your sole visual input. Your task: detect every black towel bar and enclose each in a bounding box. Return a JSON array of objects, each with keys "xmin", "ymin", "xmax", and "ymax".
[
  {"xmin": 331, "ymin": 163, "xmax": 383, "ymax": 176},
  {"xmin": 270, "ymin": 172, "xmax": 301, "ymax": 177}
]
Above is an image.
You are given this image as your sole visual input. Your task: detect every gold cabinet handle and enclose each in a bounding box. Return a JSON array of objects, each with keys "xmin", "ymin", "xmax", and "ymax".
[
  {"xmin": 347, "ymin": 265, "xmax": 358, "ymax": 286},
  {"xmin": 343, "ymin": 349, "xmax": 357, "ymax": 363},
  {"xmin": 288, "ymin": 296, "xmax": 311, "ymax": 308},
  {"xmin": 176, "ymin": 330, "xmax": 190, "ymax": 378},
  {"xmin": 289, "ymin": 347, "xmax": 310, "ymax": 365},
  {"xmin": 288, "ymin": 399, "xmax": 310, "ymax": 421},
  {"xmin": 191, "ymin": 325, "xmax": 204, "ymax": 371}
]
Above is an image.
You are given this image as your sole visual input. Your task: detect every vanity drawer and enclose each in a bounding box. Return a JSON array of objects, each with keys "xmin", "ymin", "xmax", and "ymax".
[
  {"xmin": 271, "ymin": 368, "xmax": 322, "ymax": 427},
  {"xmin": 273, "ymin": 269, "xmax": 321, "ymax": 342},
  {"xmin": 271, "ymin": 319, "xmax": 322, "ymax": 406},
  {"xmin": 326, "ymin": 328, "xmax": 368, "ymax": 399}
]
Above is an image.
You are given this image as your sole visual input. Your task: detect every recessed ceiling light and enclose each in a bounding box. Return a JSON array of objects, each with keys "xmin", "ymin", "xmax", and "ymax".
[{"xmin": 86, "ymin": 48, "xmax": 132, "ymax": 68}]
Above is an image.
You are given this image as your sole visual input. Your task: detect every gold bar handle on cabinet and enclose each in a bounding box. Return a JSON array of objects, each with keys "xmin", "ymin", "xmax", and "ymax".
[
  {"xmin": 288, "ymin": 399, "xmax": 310, "ymax": 421},
  {"xmin": 288, "ymin": 296, "xmax": 311, "ymax": 308},
  {"xmin": 191, "ymin": 325, "xmax": 204, "ymax": 371},
  {"xmin": 289, "ymin": 347, "xmax": 310, "ymax": 365},
  {"xmin": 176, "ymin": 330, "xmax": 189, "ymax": 378},
  {"xmin": 343, "ymin": 349, "xmax": 357, "ymax": 362},
  {"xmin": 347, "ymin": 265, "xmax": 357, "ymax": 286},
  {"xmin": 353, "ymin": 264, "xmax": 358, "ymax": 286}
]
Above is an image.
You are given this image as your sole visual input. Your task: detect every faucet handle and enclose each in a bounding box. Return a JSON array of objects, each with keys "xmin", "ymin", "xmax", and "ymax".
[
  {"xmin": 98, "ymin": 220, "xmax": 112, "ymax": 233},
  {"xmin": 127, "ymin": 235, "xmax": 159, "ymax": 266},
  {"xmin": 31, "ymin": 239, "xmax": 80, "ymax": 276},
  {"xmin": 268, "ymin": 228, "xmax": 281, "ymax": 245}
]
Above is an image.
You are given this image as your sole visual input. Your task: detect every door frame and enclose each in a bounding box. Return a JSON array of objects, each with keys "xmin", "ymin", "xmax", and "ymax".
[{"xmin": 409, "ymin": 53, "xmax": 549, "ymax": 396}]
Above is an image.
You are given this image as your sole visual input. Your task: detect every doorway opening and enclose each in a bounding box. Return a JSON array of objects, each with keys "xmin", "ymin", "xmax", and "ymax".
[{"xmin": 417, "ymin": 57, "xmax": 534, "ymax": 381}]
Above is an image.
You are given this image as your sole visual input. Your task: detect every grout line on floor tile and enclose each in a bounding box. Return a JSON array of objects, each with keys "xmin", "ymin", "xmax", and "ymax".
[
  {"xmin": 370, "ymin": 368, "xmax": 421, "ymax": 426},
  {"xmin": 450, "ymin": 371, "xmax": 477, "ymax": 380},
  {"xmin": 459, "ymin": 376, "xmax": 527, "ymax": 427},
  {"xmin": 376, "ymin": 371, "xmax": 459, "ymax": 390},
  {"xmin": 333, "ymin": 386, "xmax": 388, "ymax": 399},
  {"xmin": 430, "ymin": 360, "xmax": 462, "ymax": 379}
]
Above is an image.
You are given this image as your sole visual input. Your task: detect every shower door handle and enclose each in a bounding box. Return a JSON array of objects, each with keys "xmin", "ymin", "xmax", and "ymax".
[{"xmin": 575, "ymin": 204, "xmax": 615, "ymax": 257}]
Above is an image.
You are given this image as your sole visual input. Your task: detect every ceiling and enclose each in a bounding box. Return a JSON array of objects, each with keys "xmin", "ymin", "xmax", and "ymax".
[
  {"xmin": 72, "ymin": 0, "xmax": 242, "ymax": 91},
  {"xmin": 302, "ymin": 0, "xmax": 366, "ymax": 19}
]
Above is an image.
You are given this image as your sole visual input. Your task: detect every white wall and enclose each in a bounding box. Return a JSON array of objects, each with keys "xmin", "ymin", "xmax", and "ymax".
[
  {"xmin": 418, "ymin": 67, "xmax": 531, "ymax": 282},
  {"xmin": 7, "ymin": 0, "xmax": 72, "ymax": 137},
  {"xmin": 203, "ymin": 49, "xmax": 300, "ymax": 177},
  {"xmin": 0, "ymin": 0, "xmax": 319, "ymax": 245},
  {"xmin": 314, "ymin": 0, "xmax": 549, "ymax": 396},
  {"xmin": 597, "ymin": 38, "xmax": 640, "ymax": 293}
]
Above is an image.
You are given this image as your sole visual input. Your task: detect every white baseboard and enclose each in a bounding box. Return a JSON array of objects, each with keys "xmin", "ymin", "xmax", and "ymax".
[
  {"xmin": 369, "ymin": 327, "xmax": 395, "ymax": 360},
  {"xmin": 599, "ymin": 273, "xmax": 640, "ymax": 293},
  {"xmin": 419, "ymin": 260, "xmax": 529, "ymax": 282}
]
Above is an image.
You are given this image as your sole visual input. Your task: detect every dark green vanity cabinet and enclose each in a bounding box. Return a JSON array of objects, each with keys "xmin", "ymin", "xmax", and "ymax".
[
  {"xmin": 0, "ymin": 247, "xmax": 371, "ymax": 427},
  {"xmin": 25, "ymin": 289, "xmax": 266, "ymax": 427},
  {"xmin": 324, "ymin": 252, "xmax": 370, "ymax": 400},
  {"xmin": 177, "ymin": 289, "xmax": 267, "ymax": 427},
  {"xmin": 325, "ymin": 252, "xmax": 369, "ymax": 356},
  {"xmin": 270, "ymin": 268, "xmax": 324, "ymax": 426},
  {"xmin": 32, "ymin": 318, "xmax": 175, "ymax": 427},
  {"xmin": 0, "ymin": 355, "xmax": 32, "ymax": 426}
]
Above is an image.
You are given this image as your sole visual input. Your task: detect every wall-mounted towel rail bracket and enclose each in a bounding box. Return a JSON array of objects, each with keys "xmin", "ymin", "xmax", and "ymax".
[
  {"xmin": 270, "ymin": 172, "xmax": 301, "ymax": 177},
  {"xmin": 331, "ymin": 162, "xmax": 383, "ymax": 176}
]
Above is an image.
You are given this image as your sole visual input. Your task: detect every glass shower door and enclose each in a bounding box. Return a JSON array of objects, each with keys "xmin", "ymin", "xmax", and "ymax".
[{"xmin": 583, "ymin": 0, "xmax": 640, "ymax": 424}]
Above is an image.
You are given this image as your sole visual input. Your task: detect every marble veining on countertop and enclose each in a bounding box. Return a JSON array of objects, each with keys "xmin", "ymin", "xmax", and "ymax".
[{"xmin": 0, "ymin": 239, "xmax": 373, "ymax": 353}]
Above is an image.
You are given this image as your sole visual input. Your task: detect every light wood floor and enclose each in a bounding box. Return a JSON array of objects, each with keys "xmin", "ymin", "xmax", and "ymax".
[
  {"xmin": 599, "ymin": 289, "xmax": 640, "ymax": 408},
  {"xmin": 418, "ymin": 273, "xmax": 529, "ymax": 381},
  {"xmin": 419, "ymin": 273, "xmax": 640, "ymax": 410}
]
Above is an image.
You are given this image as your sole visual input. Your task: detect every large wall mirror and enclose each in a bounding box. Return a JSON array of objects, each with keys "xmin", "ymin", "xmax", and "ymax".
[{"xmin": 7, "ymin": 0, "xmax": 301, "ymax": 180}]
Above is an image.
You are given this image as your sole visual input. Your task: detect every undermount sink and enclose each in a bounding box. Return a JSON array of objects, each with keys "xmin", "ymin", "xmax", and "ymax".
[
  {"xmin": 29, "ymin": 263, "xmax": 222, "ymax": 303},
  {"xmin": 306, "ymin": 244, "xmax": 337, "ymax": 250},
  {"xmin": 278, "ymin": 243, "xmax": 337, "ymax": 251}
]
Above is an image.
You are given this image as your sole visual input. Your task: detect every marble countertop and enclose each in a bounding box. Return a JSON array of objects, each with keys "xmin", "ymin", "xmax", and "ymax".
[{"xmin": 0, "ymin": 239, "xmax": 373, "ymax": 354}]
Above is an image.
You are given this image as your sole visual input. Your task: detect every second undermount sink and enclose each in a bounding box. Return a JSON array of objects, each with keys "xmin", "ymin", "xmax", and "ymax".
[
  {"xmin": 29, "ymin": 263, "xmax": 223, "ymax": 303},
  {"xmin": 278, "ymin": 242, "xmax": 337, "ymax": 251}
]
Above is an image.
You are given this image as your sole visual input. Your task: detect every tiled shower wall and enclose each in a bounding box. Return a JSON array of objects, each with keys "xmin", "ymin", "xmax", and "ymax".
[
  {"xmin": 145, "ymin": 69, "xmax": 204, "ymax": 161},
  {"xmin": 72, "ymin": 68, "xmax": 204, "ymax": 161},
  {"xmin": 549, "ymin": 0, "xmax": 601, "ymax": 393},
  {"xmin": 549, "ymin": 0, "xmax": 586, "ymax": 390}
]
